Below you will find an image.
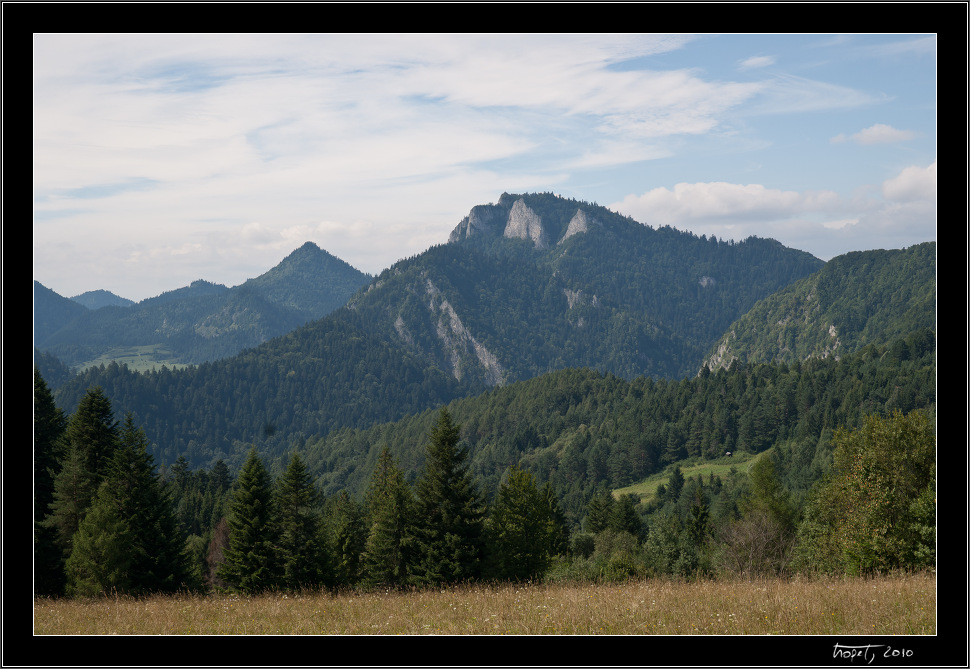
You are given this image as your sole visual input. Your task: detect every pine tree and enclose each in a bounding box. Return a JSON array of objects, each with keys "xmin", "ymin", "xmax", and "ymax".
[
  {"xmin": 111, "ymin": 414, "xmax": 193, "ymax": 594},
  {"xmin": 34, "ymin": 369, "xmax": 68, "ymax": 596},
  {"xmin": 44, "ymin": 386, "xmax": 121, "ymax": 559},
  {"xmin": 487, "ymin": 465, "xmax": 567, "ymax": 581},
  {"xmin": 584, "ymin": 489, "xmax": 615, "ymax": 535},
  {"xmin": 64, "ymin": 480, "xmax": 133, "ymax": 598},
  {"xmin": 62, "ymin": 414, "xmax": 193, "ymax": 597},
  {"xmin": 218, "ymin": 446, "xmax": 279, "ymax": 593},
  {"xmin": 361, "ymin": 447, "xmax": 413, "ymax": 588},
  {"xmin": 409, "ymin": 408, "xmax": 485, "ymax": 586},
  {"xmin": 65, "ymin": 386, "xmax": 120, "ymax": 480},
  {"xmin": 324, "ymin": 490, "xmax": 367, "ymax": 587},
  {"xmin": 275, "ymin": 452, "xmax": 324, "ymax": 591}
]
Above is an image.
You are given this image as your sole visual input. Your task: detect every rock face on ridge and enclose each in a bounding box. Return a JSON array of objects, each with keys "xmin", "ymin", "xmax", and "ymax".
[
  {"xmin": 448, "ymin": 192, "xmax": 594, "ymax": 248},
  {"xmin": 503, "ymin": 198, "xmax": 550, "ymax": 248}
]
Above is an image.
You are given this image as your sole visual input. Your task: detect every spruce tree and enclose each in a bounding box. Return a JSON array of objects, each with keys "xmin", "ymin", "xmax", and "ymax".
[
  {"xmin": 44, "ymin": 386, "xmax": 120, "ymax": 557},
  {"xmin": 111, "ymin": 414, "xmax": 193, "ymax": 594},
  {"xmin": 34, "ymin": 369, "xmax": 67, "ymax": 596},
  {"xmin": 64, "ymin": 386, "xmax": 120, "ymax": 481},
  {"xmin": 361, "ymin": 447, "xmax": 413, "ymax": 588},
  {"xmin": 275, "ymin": 452, "xmax": 324, "ymax": 591},
  {"xmin": 409, "ymin": 408, "xmax": 485, "ymax": 586},
  {"xmin": 218, "ymin": 446, "xmax": 279, "ymax": 593},
  {"xmin": 64, "ymin": 480, "xmax": 133, "ymax": 598},
  {"xmin": 63, "ymin": 414, "xmax": 193, "ymax": 597},
  {"xmin": 34, "ymin": 369, "xmax": 66, "ymax": 521},
  {"xmin": 324, "ymin": 490, "xmax": 366, "ymax": 587},
  {"xmin": 487, "ymin": 465, "xmax": 566, "ymax": 581}
]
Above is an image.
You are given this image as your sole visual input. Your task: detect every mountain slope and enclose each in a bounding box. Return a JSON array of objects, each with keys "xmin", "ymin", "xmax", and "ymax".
[
  {"xmin": 34, "ymin": 243, "xmax": 372, "ymax": 370},
  {"xmin": 49, "ymin": 192, "xmax": 828, "ymax": 470},
  {"xmin": 34, "ymin": 281, "xmax": 88, "ymax": 345},
  {"xmin": 350, "ymin": 192, "xmax": 825, "ymax": 382},
  {"xmin": 70, "ymin": 290, "xmax": 135, "ymax": 310},
  {"xmin": 702, "ymin": 242, "xmax": 936, "ymax": 372}
]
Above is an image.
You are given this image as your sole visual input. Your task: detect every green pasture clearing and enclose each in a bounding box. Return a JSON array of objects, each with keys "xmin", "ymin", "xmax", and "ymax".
[
  {"xmin": 614, "ymin": 450, "xmax": 767, "ymax": 504},
  {"xmin": 77, "ymin": 345, "xmax": 192, "ymax": 374}
]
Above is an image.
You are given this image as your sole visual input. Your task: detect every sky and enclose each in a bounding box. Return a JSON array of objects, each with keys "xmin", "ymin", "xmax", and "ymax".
[{"xmin": 33, "ymin": 33, "xmax": 937, "ymax": 303}]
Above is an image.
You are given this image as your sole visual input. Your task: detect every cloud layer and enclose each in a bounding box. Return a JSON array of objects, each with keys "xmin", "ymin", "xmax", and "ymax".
[{"xmin": 33, "ymin": 34, "xmax": 936, "ymax": 301}]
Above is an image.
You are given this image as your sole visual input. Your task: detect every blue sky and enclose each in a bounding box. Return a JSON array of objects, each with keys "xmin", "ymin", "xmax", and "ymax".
[{"xmin": 33, "ymin": 34, "xmax": 936, "ymax": 303}]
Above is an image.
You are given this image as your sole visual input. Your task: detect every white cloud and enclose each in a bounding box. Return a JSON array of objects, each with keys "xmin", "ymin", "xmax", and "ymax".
[
  {"xmin": 739, "ymin": 55, "xmax": 776, "ymax": 69},
  {"xmin": 881, "ymin": 162, "xmax": 936, "ymax": 202},
  {"xmin": 613, "ymin": 161, "xmax": 936, "ymax": 260},
  {"xmin": 831, "ymin": 123, "xmax": 916, "ymax": 145}
]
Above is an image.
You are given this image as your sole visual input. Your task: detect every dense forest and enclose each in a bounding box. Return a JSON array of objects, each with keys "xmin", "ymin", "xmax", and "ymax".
[{"xmin": 34, "ymin": 325, "xmax": 935, "ymax": 596}]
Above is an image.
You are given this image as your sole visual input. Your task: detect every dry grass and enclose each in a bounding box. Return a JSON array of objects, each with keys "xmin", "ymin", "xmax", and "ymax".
[{"xmin": 33, "ymin": 572, "xmax": 935, "ymax": 636}]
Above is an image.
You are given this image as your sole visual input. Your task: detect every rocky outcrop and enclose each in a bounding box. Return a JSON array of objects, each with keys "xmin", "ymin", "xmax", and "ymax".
[
  {"xmin": 448, "ymin": 204, "xmax": 505, "ymax": 242},
  {"xmin": 449, "ymin": 196, "xmax": 599, "ymax": 250},
  {"xmin": 560, "ymin": 209, "xmax": 591, "ymax": 243},
  {"xmin": 425, "ymin": 278, "xmax": 505, "ymax": 386},
  {"xmin": 503, "ymin": 198, "xmax": 549, "ymax": 249}
]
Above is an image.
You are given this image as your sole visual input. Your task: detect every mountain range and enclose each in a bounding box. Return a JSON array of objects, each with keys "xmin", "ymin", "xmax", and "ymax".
[
  {"xmin": 34, "ymin": 242, "xmax": 372, "ymax": 371},
  {"xmin": 37, "ymin": 192, "xmax": 935, "ymax": 479}
]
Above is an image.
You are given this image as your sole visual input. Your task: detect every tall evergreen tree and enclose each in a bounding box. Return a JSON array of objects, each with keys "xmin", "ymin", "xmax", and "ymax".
[
  {"xmin": 218, "ymin": 446, "xmax": 279, "ymax": 593},
  {"xmin": 584, "ymin": 489, "xmax": 615, "ymax": 535},
  {"xmin": 34, "ymin": 369, "xmax": 66, "ymax": 520},
  {"xmin": 409, "ymin": 408, "xmax": 486, "ymax": 586},
  {"xmin": 324, "ymin": 490, "xmax": 367, "ymax": 587},
  {"xmin": 361, "ymin": 447, "xmax": 413, "ymax": 588},
  {"xmin": 63, "ymin": 480, "xmax": 133, "ymax": 598},
  {"xmin": 62, "ymin": 414, "xmax": 193, "ymax": 597},
  {"xmin": 34, "ymin": 369, "xmax": 67, "ymax": 596},
  {"xmin": 43, "ymin": 386, "xmax": 120, "ymax": 572},
  {"xmin": 111, "ymin": 414, "xmax": 194, "ymax": 594},
  {"xmin": 275, "ymin": 452, "xmax": 325, "ymax": 590},
  {"xmin": 64, "ymin": 386, "xmax": 120, "ymax": 481},
  {"xmin": 486, "ymin": 465, "xmax": 568, "ymax": 581}
]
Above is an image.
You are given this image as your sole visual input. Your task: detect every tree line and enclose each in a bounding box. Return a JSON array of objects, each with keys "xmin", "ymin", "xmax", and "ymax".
[{"xmin": 35, "ymin": 374, "xmax": 569, "ymax": 596}]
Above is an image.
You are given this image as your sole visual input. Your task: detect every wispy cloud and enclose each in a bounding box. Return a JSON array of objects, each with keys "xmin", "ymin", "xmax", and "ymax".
[
  {"xmin": 33, "ymin": 34, "xmax": 936, "ymax": 301},
  {"xmin": 831, "ymin": 123, "xmax": 916, "ymax": 145}
]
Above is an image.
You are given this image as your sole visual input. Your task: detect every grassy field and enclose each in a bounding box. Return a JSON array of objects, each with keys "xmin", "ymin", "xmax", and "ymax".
[
  {"xmin": 33, "ymin": 572, "xmax": 935, "ymax": 636},
  {"xmin": 613, "ymin": 451, "xmax": 762, "ymax": 503},
  {"xmin": 77, "ymin": 345, "xmax": 192, "ymax": 374}
]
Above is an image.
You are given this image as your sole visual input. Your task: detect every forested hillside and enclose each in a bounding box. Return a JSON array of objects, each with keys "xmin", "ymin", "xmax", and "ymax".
[
  {"xmin": 298, "ymin": 327, "xmax": 936, "ymax": 524},
  {"xmin": 46, "ymin": 194, "xmax": 824, "ymax": 467},
  {"xmin": 703, "ymin": 242, "xmax": 936, "ymax": 371},
  {"xmin": 352, "ymin": 192, "xmax": 824, "ymax": 385},
  {"xmin": 34, "ymin": 328, "xmax": 935, "ymax": 596},
  {"xmin": 34, "ymin": 242, "xmax": 371, "ymax": 371}
]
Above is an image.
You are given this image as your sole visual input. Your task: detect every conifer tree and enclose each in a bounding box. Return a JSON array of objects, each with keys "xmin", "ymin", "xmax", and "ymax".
[
  {"xmin": 218, "ymin": 446, "xmax": 279, "ymax": 593},
  {"xmin": 487, "ymin": 465, "xmax": 568, "ymax": 581},
  {"xmin": 409, "ymin": 408, "xmax": 485, "ymax": 586},
  {"xmin": 63, "ymin": 413, "xmax": 193, "ymax": 597},
  {"xmin": 63, "ymin": 480, "xmax": 132, "ymax": 598},
  {"xmin": 34, "ymin": 369, "xmax": 67, "ymax": 596},
  {"xmin": 275, "ymin": 452, "xmax": 324, "ymax": 590},
  {"xmin": 584, "ymin": 489, "xmax": 615, "ymax": 535},
  {"xmin": 110, "ymin": 414, "xmax": 193, "ymax": 594},
  {"xmin": 361, "ymin": 446, "xmax": 413, "ymax": 587},
  {"xmin": 64, "ymin": 386, "xmax": 120, "ymax": 481},
  {"xmin": 34, "ymin": 369, "xmax": 66, "ymax": 521},
  {"xmin": 43, "ymin": 387, "xmax": 120, "ymax": 569},
  {"xmin": 324, "ymin": 490, "xmax": 367, "ymax": 587}
]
